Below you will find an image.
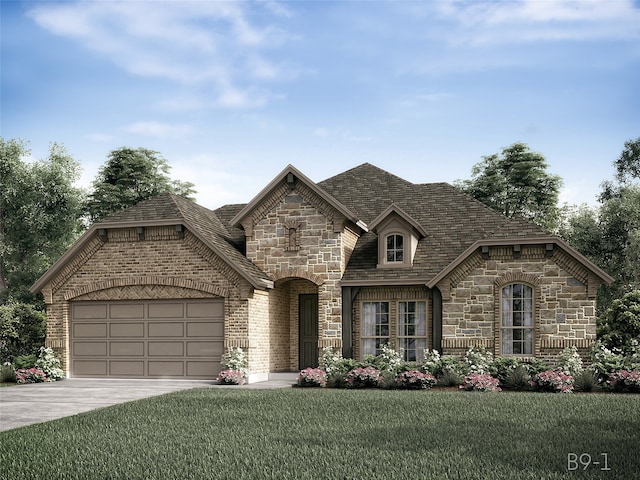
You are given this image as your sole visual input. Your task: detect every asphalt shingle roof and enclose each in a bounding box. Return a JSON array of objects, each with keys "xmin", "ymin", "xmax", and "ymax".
[
  {"xmin": 100, "ymin": 193, "xmax": 271, "ymax": 288},
  {"xmin": 318, "ymin": 163, "xmax": 551, "ymax": 282}
]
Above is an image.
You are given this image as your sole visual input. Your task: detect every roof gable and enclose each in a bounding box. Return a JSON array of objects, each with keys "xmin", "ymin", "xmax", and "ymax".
[
  {"xmin": 31, "ymin": 193, "xmax": 273, "ymax": 294},
  {"xmin": 230, "ymin": 164, "xmax": 367, "ymax": 232},
  {"xmin": 369, "ymin": 203, "xmax": 428, "ymax": 238}
]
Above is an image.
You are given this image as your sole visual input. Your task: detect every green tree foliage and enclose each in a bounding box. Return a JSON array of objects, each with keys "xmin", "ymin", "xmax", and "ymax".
[
  {"xmin": 86, "ymin": 147, "xmax": 196, "ymax": 222},
  {"xmin": 614, "ymin": 136, "xmax": 640, "ymax": 183},
  {"xmin": 0, "ymin": 138, "xmax": 85, "ymax": 304},
  {"xmin": 0, "ymin": 301, "xmax": 47, "ymax": 362},
  {"xmin": 598, "ymin": 290, "xmax": 640, "ymax": 352},
  {"xmin": 561, "ymin": 138, "xmax": 640, "ymax": 309},
  {"xmin": 455, "ymin": 142, "xmax": 563, "ymax": 231}
]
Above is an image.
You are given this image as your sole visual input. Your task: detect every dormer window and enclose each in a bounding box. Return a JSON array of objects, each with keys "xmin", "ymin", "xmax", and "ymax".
[{"xmin": 386, "ymin": 234, "xmax": 404, "ymax": 263}]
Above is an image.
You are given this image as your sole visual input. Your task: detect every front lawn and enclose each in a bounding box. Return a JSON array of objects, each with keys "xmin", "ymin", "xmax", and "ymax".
[{"xmin": 1, "ymin": 388, "xmax": 637, "ymax": 479}]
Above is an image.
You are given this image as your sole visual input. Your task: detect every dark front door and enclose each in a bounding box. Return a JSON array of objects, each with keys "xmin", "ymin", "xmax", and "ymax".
[{"xmin": 299, "ymin": 293, "xmax": 319, "ymax": 369}]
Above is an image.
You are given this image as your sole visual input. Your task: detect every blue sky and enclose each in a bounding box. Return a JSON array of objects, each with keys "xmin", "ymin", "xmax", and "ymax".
[{"xmin": 2, "ymin": 0, "xmax": 639, "ymax": 210}]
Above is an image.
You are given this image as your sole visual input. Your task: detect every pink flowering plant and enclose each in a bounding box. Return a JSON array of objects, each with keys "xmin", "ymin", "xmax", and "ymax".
[
  {"xmin": 606, "ymin": 369, "xmax": 640, "ymax": 393},
  {"xmin": 460, "ymin": 373, "xmax": 502, "ymax": 392},
  {"xmin": 297, "ymin": 368, "xmax": 327, "ymax": 387},
  {"xmin": 216, "ymin": 369, "xmax": 245, "ymax": 385},
  {"xmin": 346, "ymin": 366, "xmax": 382, "ymax": 388},
  {"xmin": 15, "ymin": 367, "xmax": 50, "ymax": 384},
  {"xmin": 531, "ymin": 369, "xmax": 574, "ymax": 393},
  {"xmin": 395, "ymin": 370, "xmax": 437, "ymax": 390}
]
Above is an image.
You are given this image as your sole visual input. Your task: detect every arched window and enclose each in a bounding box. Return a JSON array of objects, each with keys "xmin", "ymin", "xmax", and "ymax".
[
  {"xmin": 501, "ymin": 284, "xmax": 533, "ymax": 355},
  {"xmin": 386, "ymin": 234, "xmax": 404, "ymax": 263}
]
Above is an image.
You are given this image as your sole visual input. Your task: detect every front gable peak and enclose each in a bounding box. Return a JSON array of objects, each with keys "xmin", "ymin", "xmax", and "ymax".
[{"xmin": 230, "ymin": 164, "xmax": 367, "ymax": 235}]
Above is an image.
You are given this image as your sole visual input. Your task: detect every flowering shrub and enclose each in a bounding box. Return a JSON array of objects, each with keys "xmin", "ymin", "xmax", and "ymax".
[
  {"xmin": 35, "ymin": 347, "xmax": 64, "ymax": 381},
  {"xmin": 379, "ymin": 344, "xmax": 404, "ymax": 371},
  {"xmin": 216, "ymin": 369, "xmax": 245, "ymax": 385},
  {"xmin": 607, "ymin": 370, "xmax": 640, "ymax": 393},
  {"xmin": 421, "ymin": 349, "xmax": 442, "ymax": 375},
  {"xmin": 591, "ymin": 340, "xmax": 640, "ymax": 381},
  {"xmin": 460, "ymin": 373, "xmax": 501, "ymax": 392},
  {"xmin": 15, "ymin": 367, "xmax": 50, "ymax": 384},
  {"xmin": 297, "ymin": 368, "xmax": 327, "ymax": 387},
  {"xmin": 346, "ymin": 366, "xmax": 382, "ymax": 388},
  {"xmin": 221, "ymin": 347, "xmax": 248, "ymax": 382},
  {"xmin": 395, "ymin": 370, "xmax": 436, "ymax": 390},
  {"xmin": 319, "ymin": 347, "xmax": 343, "ymax": 377},
  {"xmin": 464, "ymin": 346, "xmax": 493, "ymax": 374},
  {"xmin": 531, "ymin": 369, "xmax": 574, "ymax": 393},
  {"xmin": 558, "ymin": 346, "xmax": 584, "ymax": 377}
]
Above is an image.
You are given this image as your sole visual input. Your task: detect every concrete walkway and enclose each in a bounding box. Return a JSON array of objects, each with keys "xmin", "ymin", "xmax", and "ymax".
[{"xmin": 0, "ymin": 373, "xmax": 297, "ymax": 432}]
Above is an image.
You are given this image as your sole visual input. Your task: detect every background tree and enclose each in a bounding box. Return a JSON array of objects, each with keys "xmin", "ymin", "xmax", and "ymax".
[
  {"xmin": 455, "ymin": 142, "xmax": 563, "ymax": 231},
  {"xmin": 86, "ymin": 147, "xmax": 196, "ymax": 222},
  {"xmin": 0, "ymin": 138, "xmax": 85, "ymax": 305},
  {"xmin": 614, "ymin": 136, "xmax": 640, "ymax": 183},
  {"xmin": 560, "ymin": 136, "xmax": 640, "ymax": 348}
]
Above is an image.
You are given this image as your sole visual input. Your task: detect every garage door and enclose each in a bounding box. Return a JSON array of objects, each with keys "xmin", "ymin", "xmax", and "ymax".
[{"xmin": 70, "ymin": 299, "xmax": 224, "ymax": 379}]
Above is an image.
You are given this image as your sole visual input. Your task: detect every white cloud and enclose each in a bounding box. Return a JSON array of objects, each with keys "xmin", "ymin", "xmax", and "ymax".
[
  {"xmin": 27, "ymin": 0, "xmax": 296, "ymax": 109},
  {"xmin": 434, "ymin": 0, "xmax": 640, "ymax": 45},
  {"xmin": 314, "ymin": 127, "xmax": 329, "ymax": 138},
  {"xmin": 124, "ymin": 121, "xmax": 195, "ymax": 138}
]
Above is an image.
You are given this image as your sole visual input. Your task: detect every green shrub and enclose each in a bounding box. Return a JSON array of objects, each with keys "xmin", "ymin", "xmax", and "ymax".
[
  {"xmin": 598, "ymin": 290, "xmax": 640, "ymax": 352},
  {"xmin": 35, "ymin": 346, "xmax": 64, "ymax": 381},
  {"xmin": 14, "ymin": 354, "xmax": 37, "ymax": 369},
  {"xmin": 521, "ymin": 358, "xmax": 551, "ymax": 376},
  {"xmin": 463, "ymin": 346, "xmax": 493, "ymax": 374},
  {"xmin": 558, "ymin": 346, "xmax": 584, "ymax": 377},
  {"xmin": 489, "ymin": 357, "xmax": 522, "ymax": 384},
  {"xmin": 0, "ymin": 302, "xmax": 46, "ymax": 363},
  {"xmin": 573, "ymin": 369, "xmax": 598, "ymax": 393},
  {"xmin": 437, "ymin": 367, "xmax": 463, "ymax": 386},
  {"xmin": 220, "ymin": 347, "xmax": 248, "ymax": 381},
  {"xmin": 503, "ymin": 365, "xmax": 531, "ymax": 391},
  {"xmin": 0, "ymin": 363, "xmax": 16, "ymax": 383}
]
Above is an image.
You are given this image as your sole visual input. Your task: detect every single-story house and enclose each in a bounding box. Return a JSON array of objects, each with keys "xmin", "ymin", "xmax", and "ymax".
[{"xmin": 31, "ymin": 163, "xmax": 613, "ymax": 382}]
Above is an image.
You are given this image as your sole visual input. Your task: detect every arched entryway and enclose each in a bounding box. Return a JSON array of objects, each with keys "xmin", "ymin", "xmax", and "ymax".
[{"xmin": 271, "ymin": 277, "xmax": 320, "ymax": 370}]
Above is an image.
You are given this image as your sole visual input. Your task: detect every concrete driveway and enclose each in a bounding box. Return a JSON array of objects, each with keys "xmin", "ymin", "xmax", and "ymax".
[
  {"xmin": 0, "ymin": 379, "xmax": 212, "ymax": 432},
  {"xmin": 0, "ymin": 374, "xmax": 297, "ymax": 432}
]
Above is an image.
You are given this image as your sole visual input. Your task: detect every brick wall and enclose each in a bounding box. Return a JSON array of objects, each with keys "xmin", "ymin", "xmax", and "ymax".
[{"xmin": 42, "ymin": 226, "xmax": 252, "ymax": 374}]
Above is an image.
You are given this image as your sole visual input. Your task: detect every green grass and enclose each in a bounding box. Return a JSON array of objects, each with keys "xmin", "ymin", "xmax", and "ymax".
[{"xmin": 1, "ymin": 389, "xmax": 638, "ymax": 479}]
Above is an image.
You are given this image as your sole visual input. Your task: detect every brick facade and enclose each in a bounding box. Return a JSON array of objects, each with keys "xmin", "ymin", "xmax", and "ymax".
[{"xmin": 42, "ymin": 226, "xmax": 250, "ymax": 373}]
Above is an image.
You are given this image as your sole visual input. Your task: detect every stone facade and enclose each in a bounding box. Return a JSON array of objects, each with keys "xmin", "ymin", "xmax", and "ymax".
[{"xmin": 436, "ymin": 245, "xmax": 599, "ymax": 359}]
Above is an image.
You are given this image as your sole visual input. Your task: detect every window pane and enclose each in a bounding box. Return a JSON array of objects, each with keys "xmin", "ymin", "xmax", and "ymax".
[
  {"xmin": 502, "ymin": 329, "xmax": 513, "ymax": 354},
  {"xmin": 387, "ymin": 236, "xmax": 394, "ymax": 250},
  {"xmin": 363, "ymin": 339, "xmax": 376, "ymax": 356},
  {"xmin": 396, "ymin": 235, "xmax": 403, "ymax": 249},
  {"xmin": 416, "ymin": 302, "xmax": 426, "ymax": 336}
]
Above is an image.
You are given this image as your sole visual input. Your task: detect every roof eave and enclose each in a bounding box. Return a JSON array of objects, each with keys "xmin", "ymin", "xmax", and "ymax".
[
  {"xmin": 426, "ymin": 236, "xmax": 615, "ymax": 289},
  {"xmin": 30, "ymin": 219, "xmax": 274, "ymax": 295}
]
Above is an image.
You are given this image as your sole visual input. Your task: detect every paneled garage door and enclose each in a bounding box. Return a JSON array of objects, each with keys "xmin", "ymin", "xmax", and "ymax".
[{"xmin": 70, "ymin": 299, "xmax": 224, "ymax": 379}]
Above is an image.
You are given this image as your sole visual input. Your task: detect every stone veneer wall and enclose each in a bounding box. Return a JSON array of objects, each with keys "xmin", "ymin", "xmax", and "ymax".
[
  {"xmin": 41, "ymin": 226, "xmax": 252, "ymax": 374},
  {"xmin": 244, "ymin": 187, "xmax": 349, "ymax": 354},
  {"xmin": 437, "ymin": 245, "xmax": 598, "ymax": 358},
  {"xmin": 352, "ymin": 286, "xmax": 431, "ymax": 360}
]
